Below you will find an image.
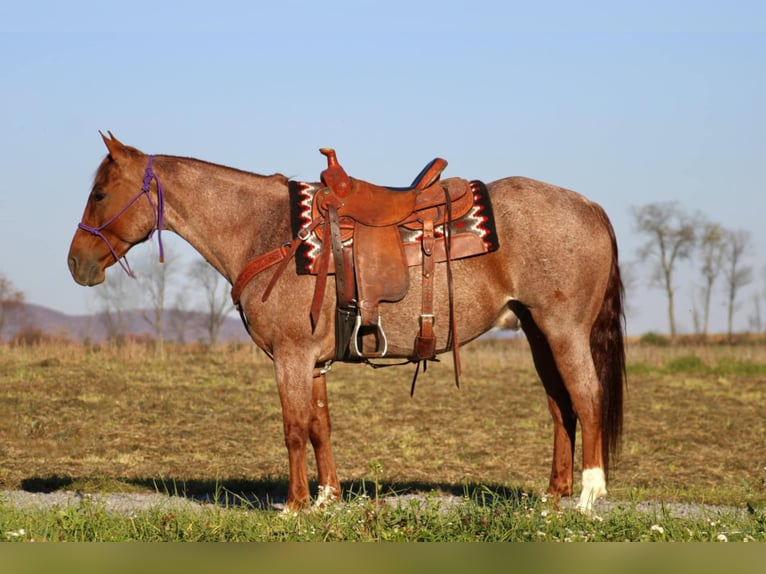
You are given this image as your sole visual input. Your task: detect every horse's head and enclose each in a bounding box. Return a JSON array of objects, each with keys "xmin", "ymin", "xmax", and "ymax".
[{"xmin": 68, "ymin": 132, "xmax": 164, "ymax": 286}]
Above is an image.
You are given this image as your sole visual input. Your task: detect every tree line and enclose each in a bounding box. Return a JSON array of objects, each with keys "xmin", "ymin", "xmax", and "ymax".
[
  {"xmin": 0, "ymin": 243, "xmax": 233, "ymax": 350},
  {"xmin": 630, "ymin": 200, "xmax": 760, "ymax": 342},
  {"xmin": 89, "ymin": 243, "xmax": 233, "ymax": 351}
]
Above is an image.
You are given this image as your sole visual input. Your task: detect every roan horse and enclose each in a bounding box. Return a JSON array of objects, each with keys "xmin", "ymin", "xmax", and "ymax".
[{"xmin": 67, "ymin": 133, "xmax": 625, "ymax": 513}]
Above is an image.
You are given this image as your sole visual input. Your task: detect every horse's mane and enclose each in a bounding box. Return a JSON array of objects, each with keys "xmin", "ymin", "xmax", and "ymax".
[
  {"xmin": 92, "ymin": 151, "xmax": 287, "ymax": 185},
  {"xmin": 163, "ymin": 154, "xmax": 290, "ymax": 183}
]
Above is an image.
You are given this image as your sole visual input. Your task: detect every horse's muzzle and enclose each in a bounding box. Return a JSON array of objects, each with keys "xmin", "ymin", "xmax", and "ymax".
[{"xmin": 67, "ymin": 253, "xmax": 105, "ymax": 286}]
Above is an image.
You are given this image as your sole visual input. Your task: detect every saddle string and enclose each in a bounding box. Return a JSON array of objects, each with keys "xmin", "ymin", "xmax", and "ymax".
[
  {"xmin": 410, "ymin": 358, "xmax": 437, "ymax": 397},
  {"xmin": 442, "ymin": 188, "xmax": 461, "ymax": 388},
  {"xmin": 355, "ymin": 355, "xmax": 433, "ymax": 397}
]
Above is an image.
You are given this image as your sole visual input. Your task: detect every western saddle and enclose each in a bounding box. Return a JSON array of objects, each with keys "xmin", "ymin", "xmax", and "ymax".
[{"xmin": 232, "ymin": 149, "xmax": 481, "ymax": 381}]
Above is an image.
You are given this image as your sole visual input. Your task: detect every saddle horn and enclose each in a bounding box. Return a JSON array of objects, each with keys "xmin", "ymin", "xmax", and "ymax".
[{"xmin": 319, "ymin": 148, "xmax": 351, "ymax": 198}]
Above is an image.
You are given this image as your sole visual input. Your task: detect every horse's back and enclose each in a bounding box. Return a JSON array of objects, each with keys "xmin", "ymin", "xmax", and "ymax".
[
  {"xmin": 485, "ymin": 176, "xmax": 617, "ymax": 321},
  {"xmin": 488, "ymin": 176, "xmax": 611, "ymax": 233}
]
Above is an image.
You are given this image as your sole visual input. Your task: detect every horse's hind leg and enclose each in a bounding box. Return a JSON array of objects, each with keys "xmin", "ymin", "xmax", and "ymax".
[
  {"xmin": 310, "ymin": 371, "xmax": 341, "ymax": 504},
  {"xmin": 544, "ymin": 329, "xmax": 607, "ymax": 513},
  {"xmin": 517, "ymin": 306, "xmax": 577, "ymax": 498}
]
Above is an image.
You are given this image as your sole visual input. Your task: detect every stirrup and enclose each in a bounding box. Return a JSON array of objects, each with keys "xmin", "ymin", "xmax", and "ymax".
[{"xmin": 351, "ymin": 312, "xmax": 388, "ymax": 358}]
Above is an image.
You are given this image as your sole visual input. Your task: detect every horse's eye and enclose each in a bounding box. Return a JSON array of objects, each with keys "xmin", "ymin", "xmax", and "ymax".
[{"xmin": 92, "ymin": 189, "xmax": 106, "ymax": 202}]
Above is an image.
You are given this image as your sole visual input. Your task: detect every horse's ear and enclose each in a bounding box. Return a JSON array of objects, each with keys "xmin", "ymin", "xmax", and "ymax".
[{"xmin": 99, "ymin": 130, "xmax": 127, "ymax": 159}]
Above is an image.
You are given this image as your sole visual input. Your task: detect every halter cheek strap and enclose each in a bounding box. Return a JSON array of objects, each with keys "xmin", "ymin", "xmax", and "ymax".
[{"xmin": 77, "ymin": 155, "xmax": 166, "ymax": 277}]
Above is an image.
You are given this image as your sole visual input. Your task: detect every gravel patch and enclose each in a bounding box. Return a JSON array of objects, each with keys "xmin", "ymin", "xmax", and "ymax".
[
  {"xmin": 559, "ymin": 497, "xmax": 752, "ymax": 521},
  {"xmin": 0, "ymin": 489, "xmax": 751, "ymax": 521},
  {"xmin": 1, "ymin": 490, "xmax": 208, "ymax": 515}
]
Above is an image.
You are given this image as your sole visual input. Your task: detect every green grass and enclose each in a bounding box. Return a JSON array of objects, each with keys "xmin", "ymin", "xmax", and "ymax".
[{"xmin": 1, "ymin": 486, "xmax": 764, "ymax": 542}]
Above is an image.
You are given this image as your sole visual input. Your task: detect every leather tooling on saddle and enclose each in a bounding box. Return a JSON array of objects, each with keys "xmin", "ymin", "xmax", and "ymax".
[{"xmin": 232, "ymin": 149, "xmax": 499, "ymax": 378}]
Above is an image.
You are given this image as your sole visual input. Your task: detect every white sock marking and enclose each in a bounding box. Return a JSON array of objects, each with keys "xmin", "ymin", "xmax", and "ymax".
[
  {"xmin": 315, "ymin": 484, "xmax": 338, "ymax": 507},
  {"xmin": 577, "ymin": 467, "xmax": 607, "ymax": 514}
]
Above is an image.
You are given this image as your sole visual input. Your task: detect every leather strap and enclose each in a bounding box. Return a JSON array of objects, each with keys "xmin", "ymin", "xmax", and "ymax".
[
  {"xmin": 414, "ymin": 218, "xmax": 436, "ymax": 360},
  {"xmin": 310, "ymin": 202, "xmax": 338, "ymax": 330},
  {"xmin": 261, "ymin": 237, "xmax": 300, "ymax": 302},
  {"xmin": 231, "ymin": 219, "xmax": 320, "ymax": 308},
  {"xmin": 411, "ymin": 186, "xmax": 460, "ymax": 390},
  {"xmin": 327, "ymin": 203, "xmax": 352, "ymax": 309},
  {"xmin": 231, "ymin": 245, "xmax": 290, "ymax": 307}
]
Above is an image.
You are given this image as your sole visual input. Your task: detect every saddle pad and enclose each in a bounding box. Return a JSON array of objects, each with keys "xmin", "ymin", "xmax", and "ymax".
[{"xmin": 288, "ymin": 180, "xmax": 500, "ymax": 275}]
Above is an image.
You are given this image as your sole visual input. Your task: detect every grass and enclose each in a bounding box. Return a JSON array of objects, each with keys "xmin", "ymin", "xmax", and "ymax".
[
  {"xmin": 0, "ymin": 337, "xmax": 765, "ymax": 541},
  {"xmin": 1, "ymin": 485, "xmax": 762, "ymax": 542}
]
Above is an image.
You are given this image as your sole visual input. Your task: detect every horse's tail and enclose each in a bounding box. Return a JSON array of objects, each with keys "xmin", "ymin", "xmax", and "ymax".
[{"xmin": 589, "ymin": 207, "xmax": 626, "ymax": 479}]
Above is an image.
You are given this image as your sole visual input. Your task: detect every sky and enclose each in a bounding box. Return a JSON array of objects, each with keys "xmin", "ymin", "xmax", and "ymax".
[{"xmin": 1, "ymin": 1, "xmax": 764, "ymax": 336}]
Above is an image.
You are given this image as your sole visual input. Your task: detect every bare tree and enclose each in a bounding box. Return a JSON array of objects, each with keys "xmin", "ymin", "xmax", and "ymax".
[
  {"xmin": 747, "ymin": 266, "xmax": 766, "ymax": 334},
  {"xmin": 722, "ymin": 228, "xmax": 753, "ymax": 342},
  {"xmin": 137, "ymin": 243, "xmax": 181, "ymax": 355},
  {"xmin": 189, "ymin": 258, "xmax": 232, "ymax": 345},
  {"xmin": 631, "ymin": 201, "xmax": 698, "ymax": 341},
  {"xmin": 619, "ymin": 259, "xmax": 639, "ymax": 318},
  {"xmin": 0, "ymin": 273, "xmax": 25, "ymax": 339},
  {"xmin": 748, "ymin": 292, "xmax": 763, "ymax": 334},
  {"xmin": 94, "ymin": 268, "xmax": 139, "ymax": 344},
  {"xmin": 167, "ymin": 292, "xmax": 196, "ymax": 344},
  {"xmin": 694, "ymin": 221, "xmax": 727, "ymax": 338}
]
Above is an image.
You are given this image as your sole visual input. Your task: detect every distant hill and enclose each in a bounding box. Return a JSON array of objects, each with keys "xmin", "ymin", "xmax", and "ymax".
[{"xmin": 1, "ymin": 303, "xmax": 251, "ymax": 344}]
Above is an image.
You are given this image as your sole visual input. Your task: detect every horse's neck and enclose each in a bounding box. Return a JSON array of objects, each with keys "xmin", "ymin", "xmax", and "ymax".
[{"xmin": 156, "ymin": 155, "xmax": 291, "ymax": 283}]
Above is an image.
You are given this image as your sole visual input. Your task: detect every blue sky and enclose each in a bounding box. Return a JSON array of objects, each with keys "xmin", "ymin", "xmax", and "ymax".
[{"xmin": 1, "ymin": 1, "xmax": 764, "ymax": 335}]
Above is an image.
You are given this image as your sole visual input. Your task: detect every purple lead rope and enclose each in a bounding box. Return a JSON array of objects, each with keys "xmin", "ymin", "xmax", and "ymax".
[
  {"xmin": 142, "ymin": 156, "xmax": 166, "ymax": 262},
  {"xmin": 77, "ymin": 155, "xmax": 166, "ymax": 278}
]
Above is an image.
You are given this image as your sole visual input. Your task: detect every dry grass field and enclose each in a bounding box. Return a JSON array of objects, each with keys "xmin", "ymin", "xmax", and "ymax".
[{"xmin": 0, "ymin": 337, "xmax": 764, "ymax": 507}]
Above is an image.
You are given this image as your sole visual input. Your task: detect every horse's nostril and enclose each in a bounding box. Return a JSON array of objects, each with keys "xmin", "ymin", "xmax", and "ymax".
[{"xmin": 68, "ymin": 256, "xmax": 78, "ymax": 275}]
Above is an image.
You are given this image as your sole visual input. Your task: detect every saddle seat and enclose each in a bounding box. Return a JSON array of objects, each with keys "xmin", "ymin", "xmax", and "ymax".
[{"xmin": 317, "ymin": 149, "xmax": 465, "ymax": 227}]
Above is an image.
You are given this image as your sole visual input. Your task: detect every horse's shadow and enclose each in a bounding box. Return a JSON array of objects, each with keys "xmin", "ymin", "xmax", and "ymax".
[{"xmin": 19, "ymin": 476, "xmax": 536, "ymax": 511}]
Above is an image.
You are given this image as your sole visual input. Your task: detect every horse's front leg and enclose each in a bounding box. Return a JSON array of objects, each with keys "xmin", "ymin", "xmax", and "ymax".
[
  {"xmin": 310, "ymin": 370, "xmax": 341, "ymax": 504},
  {"xmin": 274, "ymin": 351, "xmax": 316, "ymax": 509}
]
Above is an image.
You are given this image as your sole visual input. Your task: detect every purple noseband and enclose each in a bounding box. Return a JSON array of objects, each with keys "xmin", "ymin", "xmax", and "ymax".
[{"xmin": 77, "ymin": 155, "xmax": 165, "ymax": 278}]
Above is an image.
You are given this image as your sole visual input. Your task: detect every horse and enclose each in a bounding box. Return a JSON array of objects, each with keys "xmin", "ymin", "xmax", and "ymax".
[{"xmin": 67, "ymin": 133, "xmax": 625, "ymax": 513}]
